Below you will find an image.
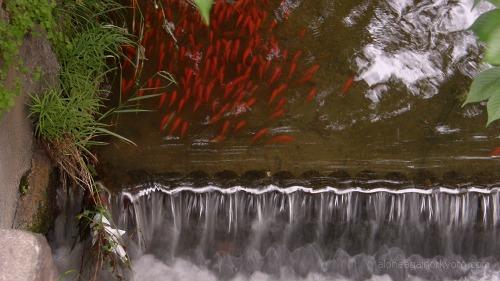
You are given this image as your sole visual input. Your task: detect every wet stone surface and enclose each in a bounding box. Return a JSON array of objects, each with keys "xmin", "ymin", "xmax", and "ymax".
[{"xmin": 114, "ymin": 169, "xmax": 499, "ymax": 192}]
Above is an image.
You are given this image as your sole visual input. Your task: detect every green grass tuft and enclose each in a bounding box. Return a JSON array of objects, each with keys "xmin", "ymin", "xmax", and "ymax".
[{"xmin": 30, "ymin": 1, "xmax": 135, "ymax": 150}]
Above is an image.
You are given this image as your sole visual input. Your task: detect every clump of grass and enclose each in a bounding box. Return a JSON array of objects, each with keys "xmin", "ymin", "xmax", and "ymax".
[
  {"xmin": 30, "ymin": 22, "xmax": 136, "ymax": 193},
  {"xmin": 28, "ymin": 0, "xmax": 141, "ymax": 279},
  {"xmin": 31, "ymin": 23, "xmax": 135, "ymax": 148},
  {"xmin": 31, "ymin": 88, "xmax": 100, "ymax": 149}
]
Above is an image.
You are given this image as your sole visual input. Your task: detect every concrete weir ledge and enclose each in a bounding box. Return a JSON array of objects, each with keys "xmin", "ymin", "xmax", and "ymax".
[
  {"xmin": 119, "ymin": 169, "xmax": 500, "ymax": 186},
  {"xmin": 118, "ymin": 169, "xmax": 500, "ymax": 202},
  {"xmin": 122, "ymin": 183, "xmax": 500, "ymax": 202}
]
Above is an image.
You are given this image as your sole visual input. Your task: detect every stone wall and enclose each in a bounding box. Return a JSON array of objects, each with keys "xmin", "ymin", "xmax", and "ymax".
[{"xmin": 0, "ymin": 22, "xmax": 59, "ymax": 228}]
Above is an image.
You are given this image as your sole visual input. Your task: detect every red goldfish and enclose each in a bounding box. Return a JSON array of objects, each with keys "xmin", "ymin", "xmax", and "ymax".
[
  {"xmin": 275, "ymin": 97, "xmax": 287, "ymax": 111},
  {"xmin": 180, "ymin": 121, "xmax": 189, "ymax": 138},
  {"xmin": 158, "ymin": 93, "xmax": 167, "ymax": 108},
  {"xmin": 297, "ymin": 64, "xmax": 320, "ymax": 84},
  {"xmin": 177, "ymin": 98, "xmax": 187, "ymax": 113},
  {"xmin": 268, "ymin": 135, "xmax": 295, "ymax": 144},
  {"xmin": 307, "ymin": 88, "xmax": 317, "ymax": 102},
  {"xmin": 160, "ymin": 113, "xmax": 173, "ymax": 131},
  {"xmin": 268, "ymin": 66, "xmax": 283, "ymax": 85},
  {"xmin": 251, "ymin": 128, "xmax": 269, "ymax": 143},
  {"xmin": 221, "ymin": 120, "xmax": 231, "ymax": 136},
  {"xmin": 270, "ymin": 108, "xmax": 285, "ymax": 120},
  {"xmin": 211, "ymin": 135, "xmax": 226, "ymax": 143},
  {"xmin": 269, "ymin": 84, "xmax": 288, "ymax": 105},
  {"xmin": 287, "ymin": 62, "xmax": 297, "ymax": 79},
  {"xmin": 341, "ymin": 76, "xmax": 354, "ymax": 95},
  {"xmin": 234, "ymin": 120, "xmax": 247, "ymax": 133},
  {"xmin": 168, "ymin": 117, "xmax": 182, "ymax": 136},
  {"xmin": 490, "ymin": 147, "xmax": 500, "ymax": 157},
  {"xmin": 169, "ymin": 90, "xmax": 178, "ymax": 108},
  {"xmin": 245, "ymin": 97, "xmax": 257, "ymax": 108}
]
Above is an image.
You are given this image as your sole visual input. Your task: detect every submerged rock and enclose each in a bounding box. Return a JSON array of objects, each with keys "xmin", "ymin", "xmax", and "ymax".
[
  {"xmin": 442, "ymin": 170, "xmax": 466, "ymax": 185},
  {"xmin": 214, "ymin": 170, "xmax": 239, "ymax": 187},
  {"xmin": 413, "ymin": 169, "xmax": 437, "ymax": 188},
  {"xmin": 356, "ymin": 170, "xmax": 378, "ymax": 181},
  {"xmin": 384, "ymin": 172, "xmax": 407, "ymax": 182},
  {"xmin": 241, "ymin": 170, "xmax": 270, "ymax": 187},
  {"xmin": 328, "ymin": 170, "xmax": 351, "ymax": 180},
  {"xmin": 184, "ymin": 170, "xmax": 210, "ymax": 187}
]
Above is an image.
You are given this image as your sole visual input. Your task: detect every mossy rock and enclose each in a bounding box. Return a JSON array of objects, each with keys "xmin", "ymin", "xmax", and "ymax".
[
  {"xmin": 328, "ymin": 170, "xmax": 351, "ymax": 180},
  {"xmin": 413, "ymin": 169, "xmax": 437, "ymax": 188},
  {"xmin": 13, "ymin": 148, "xmax": 57, "ymax": 234},
  {"xmin": 384, "ymin": 172, "xmax": 407, "ymax": 182},
  {"xmin": 442, "ymin": 171, "xmax": 466, "ymax": 185},
  {"xmin": 184, "ymin": 170, "xmax": 211, "ymax": 187},
  {"xmin": 214, "ymin": 170, "xmax": 239, "ymax": 187}
]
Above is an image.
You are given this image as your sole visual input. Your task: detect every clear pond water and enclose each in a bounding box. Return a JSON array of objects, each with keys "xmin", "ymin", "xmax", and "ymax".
[{"xmin": 97, "ymin": 0, "xmax": 500, "ymax": 179}]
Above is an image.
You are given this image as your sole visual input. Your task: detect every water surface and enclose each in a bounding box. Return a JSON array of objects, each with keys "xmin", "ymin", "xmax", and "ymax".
[{"xmin": 98, "ymin": 0, "xmax": 500, "ymax": 179}]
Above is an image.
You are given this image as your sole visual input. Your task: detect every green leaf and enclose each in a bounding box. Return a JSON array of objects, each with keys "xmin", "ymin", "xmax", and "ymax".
[
  {"xmin": 113, "ymin": 109, "xmax": 153, "ymax": 113},
  {"xmin": 485, "ymin": 28, "xmax": 500, "ymax": 64},
  {"xmin": 487, "ymin": 0, "xmax": 500, "ymax": 7},
  {"xmin": 487, "ymin": 90, "xmax": 500, "ymax": 125},
  {"xmin": 471, "ymin": 9, "xmax": 500, "ymax": 42},
  {"xmin": 464, "ymin": 67, "xmax": 500, "ymax": 105},
  {"xmin": 94, "ymin": 127, "xmax": 136, "ymax": 146},
  {"xmin": 193, "ymin": 0, "xmax": 213, "ymax": 26},
  {"xmin": 473, "ymin": 0, "xmax": 484, "ymax": 8},
  {"xmin": 127, "ymin": 93, "xmax": 164, "ymax": 102}
]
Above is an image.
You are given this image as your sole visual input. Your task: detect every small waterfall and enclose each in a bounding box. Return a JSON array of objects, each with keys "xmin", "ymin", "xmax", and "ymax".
[{"xmin": 112, "ymin": 184, "xmax": 500, "ymax": 280}]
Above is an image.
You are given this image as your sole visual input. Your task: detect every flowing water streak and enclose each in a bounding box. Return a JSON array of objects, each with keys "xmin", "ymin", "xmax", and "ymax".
[{"xmin": 115, "ymin": 184, "xmax": 500, "ymax": 263}]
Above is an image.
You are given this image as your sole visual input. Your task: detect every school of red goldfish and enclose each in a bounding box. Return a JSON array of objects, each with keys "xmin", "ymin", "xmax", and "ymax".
[{"xmin": 121, "ymin": 0, "xmax": 324, "ymax": 144}]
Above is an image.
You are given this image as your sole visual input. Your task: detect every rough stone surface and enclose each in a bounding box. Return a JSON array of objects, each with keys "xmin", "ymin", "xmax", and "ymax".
[
  {"xmin": 0, "ymin": 26, "xmax": 59, "ymax": 228},
  {"xmin": 0, "ymin": 229, "xmax": 58, "ymax": 281},
  {"xmin": 13, "ymin": 144, "xmax": 56, "ymax": 233}
]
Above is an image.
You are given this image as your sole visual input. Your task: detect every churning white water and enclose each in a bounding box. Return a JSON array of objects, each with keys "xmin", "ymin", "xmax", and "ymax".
[{"xmin": 130, "ymin": 254, "xmax": 500, "ymax": 281}]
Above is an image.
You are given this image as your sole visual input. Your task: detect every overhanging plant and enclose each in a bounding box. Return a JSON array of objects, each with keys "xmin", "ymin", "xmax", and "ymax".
[{"xmin": 464, "ymin": 0, "xmax": 500, "ymax": 125}]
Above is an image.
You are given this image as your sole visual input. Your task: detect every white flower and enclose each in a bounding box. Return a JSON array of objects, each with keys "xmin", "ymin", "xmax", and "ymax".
[{"xmin": 92, "ymin": 213, "xmax": 128, "ymax": 262}]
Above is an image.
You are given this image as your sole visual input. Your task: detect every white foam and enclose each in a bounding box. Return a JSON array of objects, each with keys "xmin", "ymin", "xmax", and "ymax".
[
  {"xmin": 129, "ymin": 253, "xmax": 500, "ymax": 281},
  {"xmin": 131, "ymin": 254, "xmax": 392, "ymax": 281},
  {"xmin": 132, "ymin": 255, "xmax": 219, "ymax": 281},
  {"xmin": 356, "ymin": 0, "xmax": 495, "ymax": 106}
]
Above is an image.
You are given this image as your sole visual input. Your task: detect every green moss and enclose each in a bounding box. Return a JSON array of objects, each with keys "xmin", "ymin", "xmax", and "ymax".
[
  {"xmin": 18, "ymin": 171, "xmax": 29, "ymax": 196},
  {"xmin": 26, "ymin": 170, "xmax": 58, "ymax": 234},
  {"xmin": 33, "ymin": 66, "xmax": 42, "ymax": 82},
  {"xmin": 27, "ymin": 201, "xmax": 52, "ymax": 234},
  {"xmin": 0, "ymin": 0, "xmax": 57, "ymax": 114}
]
